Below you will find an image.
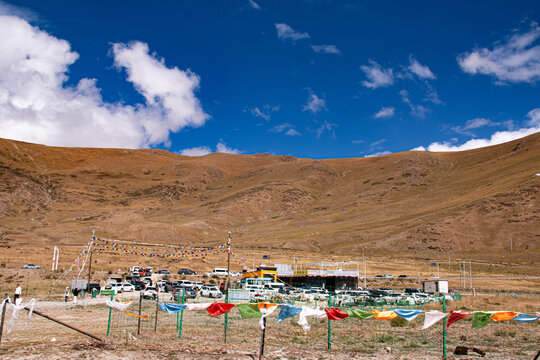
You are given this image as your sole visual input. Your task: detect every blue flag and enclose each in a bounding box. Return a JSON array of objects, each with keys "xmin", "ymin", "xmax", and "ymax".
[
  {"xmin": 277, "ymin": 304, "xmax": 302, "ymax": 324},
  {"xmin": 393, "ymin": 309, "xmax": 424, "ymax": 322},
  {"xmin": 159, "ymin": 303, "xmax": 187, "ymax": 314},
  {"xmin": 514, "ymin": 313, "xmax": 539, "ymax": 323}
]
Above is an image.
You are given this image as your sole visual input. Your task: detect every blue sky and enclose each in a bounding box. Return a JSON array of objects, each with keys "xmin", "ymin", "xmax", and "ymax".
[{"xmin": 0, "ymin": 1, "xmax": 539, "ymax": 158}]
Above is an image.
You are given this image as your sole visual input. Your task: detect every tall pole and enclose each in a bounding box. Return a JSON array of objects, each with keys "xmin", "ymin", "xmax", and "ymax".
[
  {"xmin": 363, "ymin": 249, "xmax": 367, "ymax": 288},
  {"xmin": 88, "ymin": 231, "xmax": 95, "ymax": 287},
  {"xmin": 510, "ymin": 234, "xmax": 513, "ymax": 252},
  {"xmin": 226, "ymin": 231, "xmax": 231, "ymax": 293},
  {"xmin": 0, "ymin": 294, "xmax": 8, "ymax": 345},
  {"xmin": 469, "ymin": 260, "xmax": 472, "ymax": 289}
]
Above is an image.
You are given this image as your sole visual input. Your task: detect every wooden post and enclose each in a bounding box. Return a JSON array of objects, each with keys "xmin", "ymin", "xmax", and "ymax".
[
  {"xmin": 259, "ymin": 317, "xmax": 266, "ymax": 360},
  {"xmin": 22, "ymin": 307, "xmax": 103, "ymax": 342},
  {"xmin": 0, "ymin": 294, "xmax": 8, "ymax": 345},
  {"xmin": 137, "ymin": 292, "xmax": 143, "ymax": 335}
]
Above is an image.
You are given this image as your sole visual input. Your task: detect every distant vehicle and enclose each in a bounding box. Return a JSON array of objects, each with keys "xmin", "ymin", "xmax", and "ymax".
[
  {"xmin": 142, "ymin": 286, "xmax": 158, "ymax": 299},
  {"xmin": 230, "ymin": 272, "xmax": 241, "ymax": 277},
  {"xmin": 405, "ymin": 288, "xmax": 420, "ymax": 294},
  {"xmin": 122, "ymin": 283, "xmax": 135, "ymax": 292},
  {"xmin": 109, "ymin": 283, "xmax": 124, "ymax": 293},
  {"xmin": 141, "ymin": 277, "xmax": 152, "ymax": 286},
  {"xmin": 431, "ymin": 275, "xmax": 439, "ymax": 279},
  {"xmin": 178, "ymin": 268, "xmax": 197, "ymax": 275},
  {"xmin": 131, "ymin": 281, "xmax": 145, "ymax": 291},
  {"xmin": 145, "ymin": 267, "xmax": 153, "ymax": 276},
  {"xmin": 177, "ymin": 280, "xmax": 195, "ymax": 288},
  {"xmin": 375, "ymin": 275, "xmax": 384, "ymax": 278},
  {"xmin": 383, "ymin": 274, "xmax": 393, "ymax": 278},
  {"xmin": 192, "ymin": 281, "xmax": 204, "ymax": 290},
  {"xmin": 22, "ymin": 264, "xmax": 41, "ymax": 269},
  {"xmin": 398, "ymin": 274, "xmax": 407, "ymax": 278},
  {"xmin": 200, "ymin": 286, "xmax": 222, "ymax": 298},
  {"xmin": 156, "ymin": 269, "xmax": 170, "ymax": 274},
  {"xmin": 173, "ymin": 287, "xmax": 197, "ymax": 300},
  {"xmin": 205, "ymin": 268, "xmax": 228, "ymax": 277}
]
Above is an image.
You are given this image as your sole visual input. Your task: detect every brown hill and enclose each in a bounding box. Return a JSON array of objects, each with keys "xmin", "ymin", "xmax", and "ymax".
[{"xmin": 0, "ymin": 134, "xmax": 538, "ymax": 261}]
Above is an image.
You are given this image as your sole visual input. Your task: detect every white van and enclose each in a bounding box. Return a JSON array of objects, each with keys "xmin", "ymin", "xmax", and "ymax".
[{"xmin": 205, "ymin": 268, "xmax": 229, "ymax": 276}]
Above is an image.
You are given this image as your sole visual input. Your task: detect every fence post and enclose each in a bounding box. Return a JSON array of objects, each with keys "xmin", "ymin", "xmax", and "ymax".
[
  {"xmin": 327, "ymin": 295, "xmax": 332, "ymax": 350},
  {"xmin": 176, "ymin": 291, "xmax": 180, "ymax": 332},
  {"xmin": 154, "ymin": 288, "xmax": 159, "ymax": 332},
  {"xmin": 0, "ymin": 294, "xmax": 8, "ymax": 345},
  {"xmin": 442, "ymin": 296, "xmax": 447, "ymax": 359},
  {"xmin": 178, "ymin": 289, "xmax": 185, "ymax": 340},
  {"xmin": 224, "ymin": 291, "xmax": 229, "ymax": 343},
  {"xmin": 137, "ymin": 292, "xmax": 143, "ymax": 335},
  {"xmin": 106, "ymin": 291, "xmax": 114, "ymax": 336}
]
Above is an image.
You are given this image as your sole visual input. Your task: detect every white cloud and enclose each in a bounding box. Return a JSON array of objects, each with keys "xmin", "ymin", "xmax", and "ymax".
[
  {"xmin": 360, "ymin": 60, "xmax": 394, "ymax": 89},
  {"xmin": 457, "ymin": 26, "xmax": 540, "ymax": 84},
  {"xmin": 374, "ymin": 106, "xmax": 395, "ymax": 118},
  {"xmin": 250, "ymin": 104, "xmax": 279, "ymax": 121},
  {"xmin": 269, "ymin": 123, "xmax": 301, "ymax": 136},
  {"xmin": 303, "ymin": 93, "xmax": 327, "ymax": 114},
  {"xmin": 423, "ymin": 83, "xmax": 443, "ymax": 104},
  {"xmin": 216, "ymin": 141, "xmax": 242, "ymax": 154},
  {"xmin": 408, "ymin": 56, "xmax": 436, "ymax": 79},
  {"xmin": 450, "ymin": 117, "xmax": 513, "ymax": 136},
  {"xmin": 369, "ymin": 138, "xmax": 386, "ymax": 151},
  {"xmin": 316, "ymin": 120, "xmax": 337, "ymax": 139},
  {"xmin": 178, "ymin": 146, "xmax": 212, "ymax": 156},
  {"xmin": 311, "ymin": 44, "xmax": 341, "ymax": 55},
  {"xmin": 286, "ymin": 128, "xmax": 301, "ymax": 136},
  {"xmin": 416, "ymin": 127, "xmax": 540, "ymax": 152},
  {"xmin": 527, "ymin": 108, "xmax": 540, "ymax": 126},
  {"xmin": 400, "ymin": 90, "xmax": 429, "ymax": 119},
  {"xmin": 364, "ymin": 150, "xmax": 391, "ymax": 157},
  {"xmin": 275, "ymin": 23, "xmax": 310, "ymax": 42},
  {"xmin": 248, "ymin": 0, "xmax": 261, "ymax": 10},
  {"xmin": 0, "ymin": 15, "xmax": 208, "ymax": 148}
]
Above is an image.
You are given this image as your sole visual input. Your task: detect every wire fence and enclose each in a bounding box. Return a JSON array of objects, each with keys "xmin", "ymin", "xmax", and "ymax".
[{"xmin": 107, "ymin": 293, "xmax": 540, "ymax": 358}]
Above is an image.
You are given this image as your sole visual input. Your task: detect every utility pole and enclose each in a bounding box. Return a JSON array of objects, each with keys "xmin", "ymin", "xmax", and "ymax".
[
  {"xmin": 363, "ymin": 249, "xmax": 367, "ymax": 288},
  {"xmin": 469, "ymin": 260, "xmax": 472, "ymax": 289},
  {"xmin": 88, "ymin": 230, "xmax": 95, "ymax": 287}
]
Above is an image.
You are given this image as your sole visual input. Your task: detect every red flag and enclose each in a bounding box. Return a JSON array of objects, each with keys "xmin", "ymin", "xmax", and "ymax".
[
  {"xmin": 447, "ymin": 311, "xmax": 470, "ymax": 327},
  {"xmin": 206, "ymin": 303, "xmax": 235, "ymax": 317},
  {"xmin": 325, "ymin": 308, "xmax": 349, "ymax": 320}
]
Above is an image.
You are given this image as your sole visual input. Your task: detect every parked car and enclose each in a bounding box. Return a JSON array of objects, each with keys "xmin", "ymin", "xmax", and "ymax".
[
  {"xmin": 383, "ymin": 274, "xmax": 394, "ymax": 279},
  {"xmin": 22, "ymin": 264, "xmax": 41, "ymax": 269},
  {"xmin": 156, "ymin": 269, "xmax": 170, "ymax": 274},
  {"xmin": 122, "ymin": 283, "xmax": 135, "ymax": 292},
  {"xmin": 205, "ymin": 268, "xmax": 228, "ymax": 277},
  {"xmin": 131, "ymin": 281, "xmax": 146, "ymax": 291},
  {"xmin": 109, "ymin": 283, "xmax": 124, "ymax": 293},
  {"xmin": 145, "ymin": 267, "xmax": 153, "ymax": 276},
  {"xmin": 398, "ymin": 274, "xmax": 407, "ymax": 278},
  {"xmin": 173, "ymin": 287, "xmax": 197, "ymax": 300},
  {"xmin": 200, "ymin": 286, "xmax": 222, "ymax": 298},
  {"xmin": 375, "ymin": 275, "xmax": 384, "ymax": 278},
  {"xmin": 178, "ymin": 268, "xmax": 197, "ymax": 275},
  {"xmin": 142, "ymin": 286, "xmax": 158, "ymax": 299},
  {"xmin": 142, "ymin": 277, "xmax": 152, "ymax": 286}
]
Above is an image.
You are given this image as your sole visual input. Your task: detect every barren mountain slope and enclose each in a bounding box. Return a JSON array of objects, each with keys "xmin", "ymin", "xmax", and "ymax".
[{"xmin": 0, "ymin": 134, "xmax": 538, "ymax": 260}]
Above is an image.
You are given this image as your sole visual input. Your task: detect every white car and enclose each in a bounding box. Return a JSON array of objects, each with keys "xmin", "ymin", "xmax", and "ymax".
[
  {"xmin": 142, "ymin": 286, "xmax": 158, "ymax": 299},
  {"xmin": 122, "ymin": 283, "xmax": 135, "ymax": 292},
  {"xmin": 109, "ymin": 283, "xmax": 124, "ymax": 293},
  {"xmin": 200, "ymin": 286, "xmax": 222, "ymax": 298}
]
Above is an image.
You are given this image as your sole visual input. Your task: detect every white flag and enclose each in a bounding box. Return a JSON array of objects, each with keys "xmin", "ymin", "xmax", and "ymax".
[{"xmin": 422, "ymin": 310, "xmax": 448, "ymax": 330}]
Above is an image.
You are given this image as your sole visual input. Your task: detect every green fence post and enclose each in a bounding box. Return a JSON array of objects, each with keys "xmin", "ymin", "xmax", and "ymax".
[
  {"xmin": 327, "ymin": 295, "xmax": 332, "ymax": 350},
  {"xmin": 179, "ymin": 289, "xmax": 185, "ymax": 340},
  {"xmin": 106, "ymin": 291, "xmax": 114, "ymax": 336},
  {"xmin": 224, "ymin": 291, "xmax": 229, "ymax": 343},
  {"xmin": 176, "ymin": 291, "xmax": 181, "ymax": 332},
  {"xmin": 442, "ymin": 296, "xmax": 447, "ymax": 359}
]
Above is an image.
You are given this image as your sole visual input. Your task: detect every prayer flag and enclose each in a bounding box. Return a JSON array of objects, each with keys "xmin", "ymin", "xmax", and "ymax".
[
  {"xmin": 207, "ymin": 302, "xmax": 235, "ymax": 317},
  {"xmin": 158, "ymin": 303, "xmax": 187, "ymax": 314},
  {"xmin": 491, "ymin": 311, "xmax": 519, "ymax": 322},
  {"xmin": 325, "ymin": 308, "xmax": 349, "ymax": 320},
  {"xmin": 236, "ymin": 303, "xmax": 262, "ymax": 319},
  {"xmin": 347, "ymin": 309, "xmax": 374, "ymax": 319},
  {"xmin": 513, "ymin": 313, "xmax": 539, "ymax": 323},
  {"xmin": 277, "ymin": 304, "xmax": 302, "ymax": 324},
  {"xmin": 472, "ymin": 311, "xmax": 494, "ymax": 329},
  {"xmin": 422, "ymin": 311, "xmax": 447, "ymax": 329},
  {"xmin": 372, "ymin": 309, "xmax": 397, "ymax": 320},
  {"xmin": 447, "ymin": 311, "xmax": 470, "ymax": 327},
  {"xmin": 393, "ymin": 309, "xmax": 423, "ymax": 322}
]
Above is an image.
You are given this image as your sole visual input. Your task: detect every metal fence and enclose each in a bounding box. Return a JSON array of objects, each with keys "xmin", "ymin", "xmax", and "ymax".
[{"xmin": 107, "ymin": 293, "xmax": 540, "ymax": 358}]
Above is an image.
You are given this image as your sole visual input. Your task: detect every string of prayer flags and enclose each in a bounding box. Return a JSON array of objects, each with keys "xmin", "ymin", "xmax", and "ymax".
[
  {"xmin": 259, "ymin": 303, "xmax": 279, "ymax": 329},
  {"xmin": 372, "ymin": 309, "xmax": 397, "ymax": 320},
  {"xmin": 346, "ymin": 309, "xmax": 374, "ymax": 319},
  {"xmin": 447, "ymin": 311, "xmax": 470, "ymax": 328},
  {"xmin": 207, "ymin": 302, "xmax": 235, "ymax": 317},
  {"xmin": 277, "ymin": 304, "xmax": 302, "ymax": 324},
  {"xmin": 298, "ymin": 307, "xmax": 327, "ymax": 331},
  {"xmin": 491, "ymin": 311, "xmax": 519, "ymax": 322},
  {"xmin": 422, "ymin": 311, "xmax": 447, "ymax": 329},
  {"xmin": 185, "ymin": 303, "xmax": 212, "ymax": 311},
  {"xmin": 393, "ymin": 309, "xmax": 424, "ymax": 322},
  {"xmin": 237, "ymin": 303, "xmax": 263, "ymax": 319},
  {"xmin": 325, "ymin": 308, "xmax": 349, "ymax": 320}
]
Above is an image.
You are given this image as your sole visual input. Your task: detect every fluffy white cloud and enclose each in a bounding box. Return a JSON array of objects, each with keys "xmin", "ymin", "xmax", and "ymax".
[
  {"xmin": 364, "ymin": 150, "xmax": 391, "ymax": 157},
  {"xmin": 275, "ymin": 23, "xmax": 310, "ymax": 42},
  {"xmin": 285, "ymin": 128, "xmax": 301, "ymax": 136},
  {"xmin": 527, "ymin": 108, "xmax": 540, "ymax": 126},
  {"xmin": 216, "ymin": 142, "xmax": 241, "ymax": 154},
  {"xmin": 178, "ymin": 146, "xmax": 212, "ymax": 156},
  {"xmin": 248, "ymin": 0, "xmax": 261, "ymax": 10},
  {"xmin": 415, "ymin": 127, "xmax": 539, "ymax": 152},
  {"xmin": 269, "ymin": 123, "xmax": 301, "ymax": 136},
  {"xmin": 0, "ymin": 15, "xmax": 208, "ymax": 148},
  {"xmin": 374, "ymin": 106, "xmax": 395, "ymax": 118},
  {"xmin": 408, "ymin": 56, "xmax": 436, "ymax": 79},
  {"xmin": 458, "ymin": 26, "xmax": 540, "ymax": 84},
  {"xmin": 311, "ymin": 44, "xmax": 341, "ymax": 55},
  {"xmin": 360, "ymin": 60, "xmax": 394, "ymax": 89},
  {"xmin": 303, "ymin": 93, "xmax": 327, "ymax": 114}
]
